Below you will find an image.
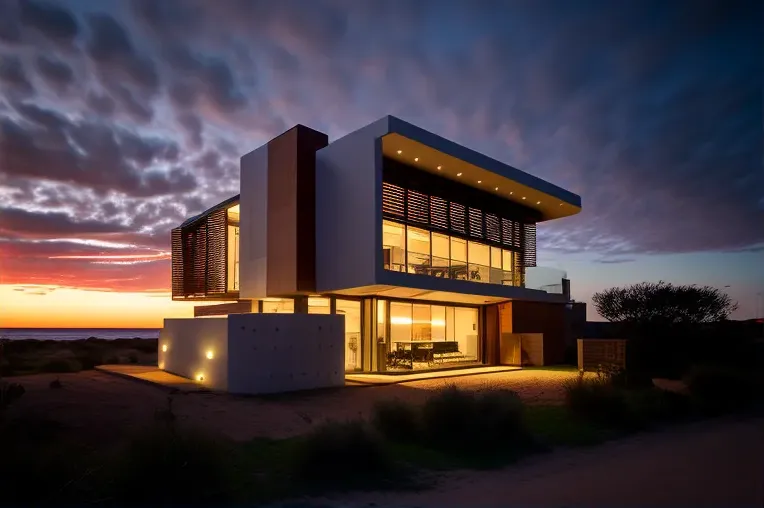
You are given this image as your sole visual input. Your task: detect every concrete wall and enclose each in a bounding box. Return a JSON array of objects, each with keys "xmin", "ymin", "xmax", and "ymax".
[
  {"xmin": 227, "ymin": 313, "xmax": 344, "ymax": 394},
  {"xmin": 160, "ymin": 313, "xmax": 344, "ymax": 395},
  {"xmin": 160, "ymin": 317, "xmax": 229, "ymax": 390},
  {"xmin": 315, "ymin": 117, "xmax": 390, "ymax": 292},
  {"xmin": 240, "ymin": 145, "xmax": 269, "ymax": 299}
]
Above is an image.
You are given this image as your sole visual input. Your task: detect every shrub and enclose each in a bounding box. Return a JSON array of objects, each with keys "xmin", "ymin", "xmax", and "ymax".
[
  {"xmin": 292, "ymin": 420, "xmax": 395, "ymax": 489},
  {"xmin": 371, "ymin": 398, "xmax": 420, "ymax": 443},
  {"xmin": 563, "ymin": 374, "xmax": 644, "ymax": 431},
  {"xmin": 625, "ymin": 388, "xmax": 694, "ymax": 423},
  {"xmin": 112, "ymin": 424, "xmax": 231, "ymax": 505},
  {"xmin": 684, "ymin": 366, "xmax": 764, "ymax": 415},
  {"xmin": 128, "ymin": 353, "xmax": 139, "ymax": 364},
  {"xmin": 106, "ymin": 355, "xmax": 120, "ymax": 365},
  {"xmin": 0, "ymin": 382, "xmax": 25, "ymax": 411},
  {"xmin": 41, "ymin": 359, "xmax": 79, "ymax": 373},
  {"xmin": 76, "ymin": 352, "xmax": 102, "ymax": 370},
  {"xmin": 421, "ymin": 385, "xmax": 476, "ymax": 450}
]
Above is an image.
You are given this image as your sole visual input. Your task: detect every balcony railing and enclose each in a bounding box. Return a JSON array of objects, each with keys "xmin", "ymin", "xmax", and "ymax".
[{"xmin": 524, "ymin": 266, "xmax": 568, "ymax": 294}]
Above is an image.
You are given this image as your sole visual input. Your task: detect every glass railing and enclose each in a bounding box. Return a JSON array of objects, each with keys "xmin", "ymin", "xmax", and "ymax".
[{"xmin": 524, "ymin": 266, "xmax": 568, "ymax": 294}]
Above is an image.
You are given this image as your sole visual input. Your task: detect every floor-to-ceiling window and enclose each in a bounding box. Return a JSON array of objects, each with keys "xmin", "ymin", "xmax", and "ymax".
[
  {"xmin": 383, "ymin": 219, "xmax": 517, "ymax": 286},
  {"xmin": 385, "ymin": 300, "xmax": 480, "ymax": 371},
  {"xmin": 337, "ymin": 299, "xmax": 362, "ymax": 371},
  {"xmin": 262, "ymin": 298, "xmax": 294, "ymax": 313},
  {"xmin": 227, "ymin": 225, "xmax": 240, "ymax": 292}
]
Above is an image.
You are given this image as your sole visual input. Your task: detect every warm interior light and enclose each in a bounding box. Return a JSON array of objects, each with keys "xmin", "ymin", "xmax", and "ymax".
[
  {"xmin": 414, "ymin": 157, "xmax": 419, "ymax": 162},
  {"xmin": 196, "ymin": 373, "xmax": 205, "ymax": 382},
  {"xmin": 390, "ymin": 316, "xmax": 413, "ymax": 325},
  {"xmin": 158, "ymin": 362, "xmax": 165, "ymax": 370},
  {"xmin": 437, "ymin": 166, "xmax": 442, "ymax": 170},
  {"xmin": 206, "ymin": 350, "xmax": 214, "ymax": 360},
  {"xmin": 397, "ymin": 150, "xmax": 402, "ymax": 154},
  {"xmin": 161, "ymin": 344, "xmax": 168, "ymax": 352},
  {"xmin": 456, "ymin": 172, "xmax": 462, "ymax": 177}
]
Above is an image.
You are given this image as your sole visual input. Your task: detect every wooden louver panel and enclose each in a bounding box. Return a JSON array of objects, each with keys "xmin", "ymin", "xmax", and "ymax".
[
  {"xmin": 522, "ymin": 222, "xmax": 537, "ymax": 267},
  {"xmin": 171, "ymin": 228, "xmax": 184, "ymax": 297},
  {"xmin": 189, "ymin": 222, "xmax": 207, "ymax": 295},
  {"xmin": 449, "ymin": 202, "xmax": 466, "ymax": 234},
  {"xmin": 205, "ymin": 208, "xmax": 227, "ymax": 294},
  {"xmin": 430, "ymin": 196, "xmax": 449, "ymax": 230},
  {"xmin": 500, "ymin": 218, "xmax": 513, "ymax": 246},
  {"xmin": 468, "ymin": 207, "xmax": 483, "ymax": 238},
  {"xmin": 382, "ymin": 182, "xmax": 405, "ymax": 217},
  {"xmin": 406, "ymin": 189, "xmax": 429, "ymax": 224},
  {"xmin": 485, "ymin": 214, "xmax": 501, "ymax": 244},
  {"xmin": 512, "ymin": 221, "xmax": 522, "ymax": 249}
]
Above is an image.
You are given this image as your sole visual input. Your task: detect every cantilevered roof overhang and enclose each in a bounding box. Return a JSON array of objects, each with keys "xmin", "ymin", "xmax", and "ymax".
[
  {"xmin": 381, "ymin": 116, "xmax": 582, "ymax": 222},
  {"xmin": 179, "ymin": 194, "xmax": 240, "ymax": 229}
]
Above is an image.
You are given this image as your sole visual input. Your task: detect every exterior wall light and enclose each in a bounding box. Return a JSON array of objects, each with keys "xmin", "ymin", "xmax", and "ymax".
[
  {"xmin": 196, "ymin": 373, "xmax": 205, "ymax": 382},
  {"xmin": 161, "ymin": 344, "xmax": 168, "ymax": 352},
  {"xmin": 206, "ymin": 350, "xmax": 214, "ymax": 360}
]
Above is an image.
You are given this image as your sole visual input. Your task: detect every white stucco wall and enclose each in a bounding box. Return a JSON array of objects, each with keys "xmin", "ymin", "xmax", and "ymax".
[
  {"xmin": 159, "ymin": 317, "xmax": 229, "ymax": 390},
  {"xmin": 160, "ymin": 313, "xmax": 344, "ymax": 395},
  {"xmin": 315, "ymin": 117, "xmax": 389, "ymax": 293},
  {"xmin": 239, "ymin": 145, "xmax": 268, "ymax": 299}
]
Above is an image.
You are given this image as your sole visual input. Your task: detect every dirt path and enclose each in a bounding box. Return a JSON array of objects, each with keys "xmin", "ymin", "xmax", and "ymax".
[{"xmin": 318, "ymin": 415, "xmax": 764, "ymax": 507}]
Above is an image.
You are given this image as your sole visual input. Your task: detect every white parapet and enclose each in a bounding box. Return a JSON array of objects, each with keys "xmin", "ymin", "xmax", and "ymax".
[{"xmin": 159, "ymin": 313, "xmax": 345, "ymax": 395}]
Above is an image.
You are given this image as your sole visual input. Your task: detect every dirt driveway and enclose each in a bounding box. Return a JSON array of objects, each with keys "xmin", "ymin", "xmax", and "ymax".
[
  {"xmin": 323, "ymin": 414, "xmax": 764, "ymax": 507},
  {"xmin": 4, "ymin": 369, "xmax": 577, "ymax": 442}
]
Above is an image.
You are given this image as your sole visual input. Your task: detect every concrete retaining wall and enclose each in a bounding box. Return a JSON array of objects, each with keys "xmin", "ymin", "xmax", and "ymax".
[{"xmin": 159, "ymin": 313, "xmax": 344, "ymax": 394}]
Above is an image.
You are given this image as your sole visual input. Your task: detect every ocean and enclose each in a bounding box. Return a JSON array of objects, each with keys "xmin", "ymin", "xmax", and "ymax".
[{"xmin": 0, "ymin": 328, "xmax": 160, "ymax": 341}]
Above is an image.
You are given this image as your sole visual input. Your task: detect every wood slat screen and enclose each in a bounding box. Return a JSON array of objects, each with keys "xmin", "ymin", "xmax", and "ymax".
[
  {"xmin": 205, "ymin": 208, "xmax": 227, "ymax": 294},
  {"xmin": 171, "ymin": 228, "xmax": 184, "ymax": 297},
  {"xmin": 522, "ymin": 223, "xmax": 537, "ymax": 267},
  {"xmin": 382, "ymin": 182, "xmax": 405, "ymax": 218}
]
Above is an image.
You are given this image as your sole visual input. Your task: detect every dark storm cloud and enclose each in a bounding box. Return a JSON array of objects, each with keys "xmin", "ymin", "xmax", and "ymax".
[
  {"xmin": 0, "ymin": 55, "xmax": 33, "ymax": 94},
  {"xmin": 35, "ymin": 55, "xmax": 74, "ymax": 90},
  {"xmin": 0, "ymin": 207, "xmax": 129, "ymax": 236},
  {"xmin": 19, "ymin": 0, "xmax": 79, "ymax": 43},
  {"xmin": 85, "ymin": 13, "xmax": 159, "ymax": 93},
  {"xmin": 1, "ymin": 102, "xmax": 194, "ymax": 197}
]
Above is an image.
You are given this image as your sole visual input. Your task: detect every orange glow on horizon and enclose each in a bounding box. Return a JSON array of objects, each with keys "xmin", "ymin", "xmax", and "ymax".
[{"xmin": 0, "ymin": 284, "xmax": 197, "ymax": 328}]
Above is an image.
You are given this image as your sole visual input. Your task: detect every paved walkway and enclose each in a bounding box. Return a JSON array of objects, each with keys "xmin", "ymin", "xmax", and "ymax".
[{"xmin": 318, "ymin": 414, "xmax": 764, "ymax": 507}]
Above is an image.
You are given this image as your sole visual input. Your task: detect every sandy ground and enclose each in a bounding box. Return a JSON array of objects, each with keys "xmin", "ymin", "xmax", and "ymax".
[
  {"xmin": 315, "ymin": 414, "xmax": 764, "ymax": 508},
  {"xmin": 3, "ymin": 369, "xmax": 578, "ymax": 442}
]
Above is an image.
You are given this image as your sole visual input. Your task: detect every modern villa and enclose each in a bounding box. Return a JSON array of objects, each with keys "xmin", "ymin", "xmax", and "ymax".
[{"xmin": 160, "ymin": 116, "xmax": 585, "ymax": 394}]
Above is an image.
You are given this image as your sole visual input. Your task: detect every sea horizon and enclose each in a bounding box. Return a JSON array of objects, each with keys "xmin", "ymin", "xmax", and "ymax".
[{"xmin": 0, "ymin": 327, "xmax": 160, "ymax": 341}]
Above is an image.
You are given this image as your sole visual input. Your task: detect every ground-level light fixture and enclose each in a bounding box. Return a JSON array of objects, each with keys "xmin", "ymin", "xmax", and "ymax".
[{"xmin": 196, "ymin": 373, "xmax": 205, "ymax": 382}]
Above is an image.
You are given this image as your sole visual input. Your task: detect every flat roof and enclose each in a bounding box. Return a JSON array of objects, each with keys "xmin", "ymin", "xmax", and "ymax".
[{"xmin": 381, "ymin": 116, "xmax": 581, "ymax": 222}]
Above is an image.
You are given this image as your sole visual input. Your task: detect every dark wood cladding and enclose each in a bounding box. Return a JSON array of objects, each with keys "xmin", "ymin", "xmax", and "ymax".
[
  {"xmin": 194, "ymin": 301, "xmax": 253, "ymax": 317},
  {"xmin": 266, "ymin": 125, "xmax": 329, "ymax": 295},
  {"xmin": 383, "ymin": 157, "xmax": 538, "ymax": 267},
  {"xmin": 500, "ymin": 301, "xmax": 567, "ymax": 365},
  {"xmin": 172, "ymin": 202, "xmax": 238, "ymax": 300}
]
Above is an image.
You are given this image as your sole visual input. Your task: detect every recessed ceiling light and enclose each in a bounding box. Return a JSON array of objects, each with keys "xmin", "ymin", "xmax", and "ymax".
[
  {"xmin": 510, "ymin": 191, "xmax": 514, "ymax": 195},
  {"xmin": 494, "ymin": 187, "xmax": 499, "ymax": 191},
  {"xmin": 437, "ymin": 165, "xmax": 442, "ymax": 170},
  {"xmin": 414, "ymin": 157, "xmax": 419, "ymax": 162},
  {"xmin": 522, "ymin": 197, "xmax": 526, "ymax": 200},
  {"xmin": 397, "ymin": 150, "xmax": 402, "ymax": 154},
  {"xmin": 477, "ymin": 180, "xmax": 482, "ymax": 184},
  {"xmin": 456, "ymin": 172, "xmax": 462, "ymax": 177},
  {"xmin": 559, "ymin": 203, "xmax": 564, "ymax": 206},
  {"xmin": 536, "ymin": 201, "xmax": 541, "ymax": 205}
]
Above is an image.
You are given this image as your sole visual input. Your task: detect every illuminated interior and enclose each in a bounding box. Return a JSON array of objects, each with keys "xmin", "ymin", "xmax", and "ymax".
[{"xmin": 383, "ymin": 220, "xmax": 520, "ymax": 286}]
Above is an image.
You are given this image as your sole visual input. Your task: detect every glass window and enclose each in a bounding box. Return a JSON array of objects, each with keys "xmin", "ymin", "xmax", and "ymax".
[
  {"xmin": 336, "ymin": 299, "xmax": 362, "ymax": 371},
  {"xmin": 431, "ymin": 233, "xmax": 450, "ymax": 275},
  {"xmin": 490, "ymin": 246, "xmax": 503, "ymax": 284},
  {"xmin": 227, "ymin": 225, "xmax": 239, "ymax": 292},
  {"xmin": 431, "ymin": 305, "xmax": 446, "ymax": 341},
  {"xmin": 262, "ymin": 298, "xmax": 294, "ymax": 313},
  {"xmin": 450, "ymin": 237, "xmax": 467, "ymax": 280},
  {"xmin": 383, "ymin": 221, "xmax": 406, "ymax": 271},
  {"xmin": 407, "ymin": 227, "xmax": 431, "ymax": 273},
  {"xmin": 412, "ymin": 304, "xmax": 431, "ymax": 341},
  {"xmin": 308, "ymin": 297, "xmax": 330, "ymax": 314},
  {"xmin": 502, "ymin": 250, "xmax": 514, "ymax": 286},
  {"xmin": 468, "ymin": 241, "xmax": 490, "ymax": 283},
  {"xmin": 454, "ymin": 307, "xmax": 479, "ymax": 361},
  {"xmin": 446, "ymin": 307, "xmax": 455, "ymax": 341},
  {"xmin": 390, "ymin": 302, "xmax": 412, "ymax": 345}
]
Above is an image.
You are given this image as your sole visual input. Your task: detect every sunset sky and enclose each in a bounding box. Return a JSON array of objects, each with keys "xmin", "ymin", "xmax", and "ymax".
[{"xmin": 0, "ymin": 0, "xmax": 762, "ymax": 329}]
